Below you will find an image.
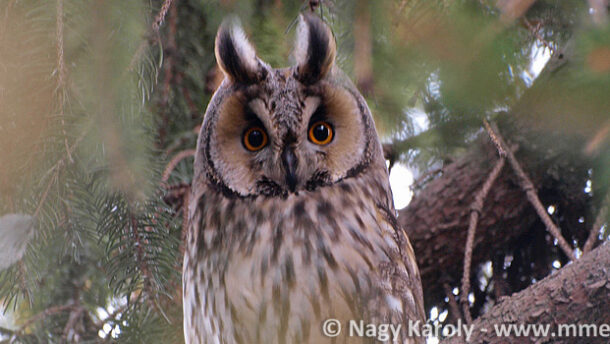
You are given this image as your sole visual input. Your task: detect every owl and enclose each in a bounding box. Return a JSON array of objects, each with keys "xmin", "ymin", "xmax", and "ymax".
[{"xmin": 183, "ymin": 13, "xmax": 425, "ymax": 344}]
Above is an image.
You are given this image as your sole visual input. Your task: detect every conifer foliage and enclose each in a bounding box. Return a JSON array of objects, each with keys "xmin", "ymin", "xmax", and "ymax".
[{"xmin": 0, "ymin": 0, "xmax": 608, "ymax": 343}]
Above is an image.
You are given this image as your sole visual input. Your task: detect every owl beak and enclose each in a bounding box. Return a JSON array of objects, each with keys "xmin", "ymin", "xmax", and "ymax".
[{"xmin": 281, "ymin": 147, "xmax": 298, "ymax": 192}]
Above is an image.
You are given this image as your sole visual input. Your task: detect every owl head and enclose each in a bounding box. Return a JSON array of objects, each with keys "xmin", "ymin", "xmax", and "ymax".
[{"xmin": 196, "ymin": 13, "xmax": 385, "ymax": 198}]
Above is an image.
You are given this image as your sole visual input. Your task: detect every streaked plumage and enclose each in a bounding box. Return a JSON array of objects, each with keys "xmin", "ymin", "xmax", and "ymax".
[{"xmin": 183, "ymin": 13, "xmax": 425, "ymax": 344}]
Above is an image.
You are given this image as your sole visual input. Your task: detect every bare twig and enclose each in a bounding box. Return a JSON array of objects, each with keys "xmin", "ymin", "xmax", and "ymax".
[
  {"xmin": 16, "ymin": 305, "xmax": 73, "ymax": 335},
  {"xmin": 483, "ymin": 119, "xmax": 506, "ymax": 157},
  {"xmin": 163, "ymin": 182, "xmax": 190, "ymax": 205},
  {"xmin": 492, "ymin": 255, "xmax": 508, "ymax": 300},
  {"xmin": 62, "ymin": 306, "xmax": 84, "ymax": 341},
  {"xmin": 152, "ymin": 0, "xmax": 175, "ymax": 33},
  {"xmin": 411, "ymin": 168, "xmax": 443, "ymax": 190},
  {"xmin": 460, "ymin": 156, "xmax": 506, "ymax": 324},
  {"xmin": 90, "ymin": 303, "xmax": 129, "ymax": 339},
  {"xmin": 488, "ymin": 122, "xmax": 575, "ymax": 258},
  {"xmin": 584, "ymin": 119, "xmax": 610, "ymax": 155},
  {"xmin": 55, "ymin": 0, "xmax": 66, "ymax": 102},
  {"xmin": 522, "ymin": 18, "xmax": 557, "ymax": 55},
  {"xmin": 56, "ymin": 0, "xmax": 72, "ymax": 162},
  {"xmin": 129, "ymin": 0, "xmax": 176, "ymax": 70},
  {"xmin": 443, "ymin": 282, "xmax": 463, "ymax": 324},
  {"xmin": 162, "ymin": 149, "xmax": 196, "ymax": 183},
  {"xmin": 583, "ymin": 194, "xmax": 609, "ymax": 253},
  {"xmin": 443, "ymin": 244, "xmax": 610, "ymax": 344},
  {"xmin": 182, "ymin": 83, "xmax": 200, "ymax": 116},
  {"xmin": 158, "ymin": 2, "xmax": 178, "ymax": 147},
  {"xmin": 33, "ymin": 124, "xmax": 90, "ymax": 217},
  {"xmin": 34, "ymin": 163, "xmax": 62, "ymax": 218},
  {"xmin": 182, "ymin": 188, "xmax": 189, "ymax": 233}
]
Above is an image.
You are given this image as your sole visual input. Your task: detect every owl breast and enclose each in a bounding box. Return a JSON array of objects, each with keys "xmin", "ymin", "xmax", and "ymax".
[
  {"xmin": 183, "ymin": 169, "xmax": 424, "ymax": 344},
  {"xmin": 184, "ymin": 12, "xmax": 425, "ymax": 344}
]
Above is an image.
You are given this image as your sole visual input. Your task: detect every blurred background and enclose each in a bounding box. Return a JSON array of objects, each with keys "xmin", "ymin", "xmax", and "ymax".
[{"xmin": 0, "ymin": 0, "xmax": 608, "ymax": 342}]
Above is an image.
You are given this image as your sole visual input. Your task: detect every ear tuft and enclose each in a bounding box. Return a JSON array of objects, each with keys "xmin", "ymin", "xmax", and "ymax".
[
  {"xmin": 294, "ymin": 13, "xmax": 336, "ymax": 84},
  {"xmin": 215, "ymin": 19, "xmax": 261, "ymax": 84}
]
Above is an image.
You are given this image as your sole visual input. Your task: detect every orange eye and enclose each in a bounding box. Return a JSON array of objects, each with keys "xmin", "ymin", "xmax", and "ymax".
[
  {"xmin": 243, "ymin": 126, "xmax": 268, "ymax": 151},
  {"xmin": 308, "ymin": 121, "xmax": 333, "ymax": 145}
]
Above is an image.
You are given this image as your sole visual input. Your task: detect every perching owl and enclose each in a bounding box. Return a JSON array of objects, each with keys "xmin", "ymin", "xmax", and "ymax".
[{"xmin": 183, "ymin": 14, "xmax": 425, "ymax": 344}]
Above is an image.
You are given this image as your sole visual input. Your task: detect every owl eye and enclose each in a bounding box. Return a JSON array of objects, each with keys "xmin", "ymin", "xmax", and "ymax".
[
  {"xmin": 308, "ymin": 121, "xmax": 333, "ymax": 145},
  {"xmin": 243, "ymin": 126, "xmax": 268, "ymax": 151}
]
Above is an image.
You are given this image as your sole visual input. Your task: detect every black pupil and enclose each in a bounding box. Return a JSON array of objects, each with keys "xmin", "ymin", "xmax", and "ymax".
[
  {"xmin": 313, "ymin": 124, "xmax": 329, "ymax": 142},
  {"xmin": 248, "ymin": 129, "xmax": 264, "ymax": 148}
]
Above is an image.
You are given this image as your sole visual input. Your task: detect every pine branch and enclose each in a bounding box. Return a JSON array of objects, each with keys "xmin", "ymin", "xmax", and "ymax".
[
  {"xmin": 153, "ymin": 0, "xmax": 175, "ymax": 33},
  {"xmin": 460, "ymin": 154, "xmax": 505, "ymax": 323},
  {"xmin": 522, "ymin": 17, "xmax": 557, "ymax": 54},
  {"xmin": 55, "ymin": 0, "xmax": 71, "ymax": 162},
  {"xmin": 488, "ymin": 121, "xmax": 575, "ymax": 258},
  {"xmin": 443, "ymin": 281, "xmax": 463, "ymax": 324},
  {"xmin": 129, "ymin": 0, "xmax": 176, "ymax": 71},
  {"xmin": 162, "ymin": 149, "xmax": 196, "ymax": 183},
  {"xmin": 443, "ymin": 243, "xmax": 610, "ymax": 344},
  {"xmin": 17, "ymin": 305, "xmax": 74, "ymax": 335},
  {"xmin": 583, "ymin": 194, "xmax": 609, "ymax": 253}
]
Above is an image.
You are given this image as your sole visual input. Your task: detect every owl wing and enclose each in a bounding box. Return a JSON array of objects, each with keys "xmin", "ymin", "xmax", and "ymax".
[{"xmin": 373, "ymin": 204, "xmax": 427, "ymax": 344}]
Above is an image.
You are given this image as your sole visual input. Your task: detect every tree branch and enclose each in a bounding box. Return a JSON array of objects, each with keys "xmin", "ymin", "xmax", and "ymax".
[
  {"xmin": 152, "ymin": 0, "xmax": 175, "ymax": 33},
  {"xmin": 398, "ymin": 115, "xmax": 590, "ymax": 309},
  {"xmin": 162, "ymin": 149, "xmax": 196, "ymax": 183},
  {"xmin": 17, "ymin": 305, "xmax": 74, "ymax": 335},
  {"xmin": 129, "ymin": 0, "xmax": 176, "ymax": 70},
  {"xmin": 461, "ymin": 155, "xmax": 505, "ymax": 323},
  {"xmin": 488, "ymin": 122, "xmax": 575, "ymax": 259},
  {"xmin": 583, "ymin": 194, "xmax": 609, "ymax": 253},
  {"xmin": 443, "ymin": 243, "xmax": 610, "ymax": 343},
  {"xmin": 443, "ymin": 281, "xmax": 463, "ymax": 324},
  {"xmin": 55, "ymin": 0, "xmax": 71, "ymax": 162}
]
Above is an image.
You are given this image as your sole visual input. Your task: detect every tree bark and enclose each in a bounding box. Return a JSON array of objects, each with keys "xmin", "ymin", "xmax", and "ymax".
[
  {"xmin": 398, "ymin": 133, "xmax": 539, "ymax": 307},
  {"xmin": 396, "ymin": 39, "xmax": 596, "ymax": 310},
  {"xmin": 398, "ymin": 118, "xmax": 592, "ymax": 306},
  {"xmin": 442, "ymin": 243, "xmax": 610, "ymax": 343}
]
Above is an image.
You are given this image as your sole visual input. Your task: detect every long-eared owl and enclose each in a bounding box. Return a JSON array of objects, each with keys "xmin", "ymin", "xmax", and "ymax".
[{"xmin": 183, "ymin": 13, "xmax": 425, "ymax": 344}]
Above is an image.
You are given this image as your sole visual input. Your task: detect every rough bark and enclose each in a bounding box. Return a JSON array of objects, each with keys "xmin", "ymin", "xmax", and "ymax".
[
  {"xmin": 398, "ymin": 121, "xmax": 591, "ymax": 307},
  {"xmin": 396, "ymin": 39, "xmax": 597, "ymax": 310},
  {"xmin": 399, "ymin": 132, "xmax": 534, "ymax": 307},
  {"xmin": 442, "ymin": 243, "xmax": 610, "ymax": 343}
]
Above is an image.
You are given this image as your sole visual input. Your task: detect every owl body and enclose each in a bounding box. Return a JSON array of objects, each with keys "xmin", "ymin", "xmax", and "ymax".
[{"xmin": 184, "ymin": 14, "xmax": 425, "ymax": 344}]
